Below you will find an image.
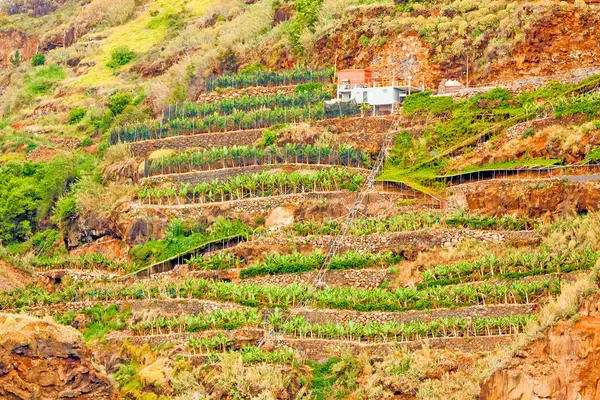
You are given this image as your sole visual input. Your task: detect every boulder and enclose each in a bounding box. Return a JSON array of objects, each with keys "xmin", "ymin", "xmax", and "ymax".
[{"xmin": 0, "ymin": 314, "xmax": 118, "ymax": 400}]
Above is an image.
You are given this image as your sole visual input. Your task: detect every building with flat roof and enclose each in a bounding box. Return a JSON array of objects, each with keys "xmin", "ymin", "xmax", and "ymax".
[{"xmin": 336, "ymin": 69, "xmax": 423, "ymax": 113}]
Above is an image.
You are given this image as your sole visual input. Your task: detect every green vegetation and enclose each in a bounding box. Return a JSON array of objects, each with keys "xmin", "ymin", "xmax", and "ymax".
[
  {"xmin": 68, "ymin": 108, "xmax": 87, "ymax": 124},
  {"xmin": 384, "ymin": 76, "xmax": 600, "ymax": 188},
  {"xmin": 285, "ymin": 211, "xmax": 538, "ymax": 237},
  {"xmin": 205, "ymin": 67, "xmax": 334, "ymax": 91},
  {"xmin": 2, "ymin": 276, "xmax": 562, "ymax": 312},
  {"xmin": 131, "ymin": 308, "xmax": 261, "ymax": 334},
  {"xmin": 144, "ymin": 144, "xmax": 370, "ymax": 176},
  {"xmin": 138, "ymin": 168, "xmax": 365, "ymax": 205},
  {"xmin": 421, "ymin": 248, "xmax": 598, "ymax": 287},
  {"xmin": 186, "ymin": 252, "xmax": 242, "ymax": 270},
  {"xmin": 33, "ymin": 253, "xmax": 132, "ymax": 273},
  {"xmin": 0, "ymin": 157, "xmax": 78, "ymax": 243},
  {"xmin": 163, "ymin": 86, "xmax": 332, "ymax": 120},
  {"xmin": 130, "ymin": 217, "xmax": 250, "ymax": 265},
  {"xmin": 106, "ymin": 46, "xmax": 136, "ymax": 70},
  {"xmin": 55, "ymin": 304, "xmax": 131, "ymax": 342},
  {"xmin": 24, "ymin": 64, "xmax": 65, "ymax": 96},
  {"xmin": 111, "ymin": 102, "xmax": 360, "ymax": 144},
  {"xmin": 239, "ymin": 250, "xmax": 402, "ymax": 279},
  {"xmin": 130, "ymin": 307, "xmax": 534, "ymax": 341},
  {"xmin": 31, "ymin": 53, "xmax": 45, "ymax": 66}
]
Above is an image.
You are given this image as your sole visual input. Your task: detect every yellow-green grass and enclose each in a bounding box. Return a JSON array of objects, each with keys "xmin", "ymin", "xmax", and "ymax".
[{"xmin": 73, "ymin": 0, "xmax": 213, "ymax": 87}]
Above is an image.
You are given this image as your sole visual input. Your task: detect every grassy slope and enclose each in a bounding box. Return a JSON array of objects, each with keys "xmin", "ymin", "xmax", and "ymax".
[{"xmin": 73, "ymin": 0, "xmax": 213, "ymax": 87}]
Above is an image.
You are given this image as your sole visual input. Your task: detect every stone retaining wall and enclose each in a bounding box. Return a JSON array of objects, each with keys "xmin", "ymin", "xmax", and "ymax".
[
  {"xmin": 223, "ymin": 229, "xmax": 540, "ymax": 262},
  {"xmin": 137, "ymin": 191, "xmax": 412, "ymax": 218},
  {"xmin": 271, "ymin": 335, "xmax": 513, "ymax": 359},
  {"xmin": 246, "ymin": 268, "xmax": 390, "ymax": 289},
  {"xmin": 293, "ymin": 304, "xmax": 539, "ymax": 325},
  {"xmin": 130, "ymin": 129, "xmax": 264, "ymax": 157}
]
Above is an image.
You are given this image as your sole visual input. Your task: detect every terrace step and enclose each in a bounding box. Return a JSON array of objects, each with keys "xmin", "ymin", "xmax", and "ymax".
[
  {"xmin": 107, "ymin": 329, "xmax": 516, "ymax": 361},
  {"xmin": 22, "ymin": 298, "xmax": 538, "ymax": 327},
  {"xmin": 271, "ymin": 335, "xmax": 514, "ymax": 359},
  {"xmin": 141, "ymin": 164, "xmax": 372, "ymax": 186}
]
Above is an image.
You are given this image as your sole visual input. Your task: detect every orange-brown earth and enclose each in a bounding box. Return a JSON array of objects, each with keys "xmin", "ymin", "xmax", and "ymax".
[
  {"xmin": 0, "ymin": 313, "xmax": 118, "ymax": 399},
  {"xmin": 481, "ymin": 293, "xmax": 600, "ymax": 400}
]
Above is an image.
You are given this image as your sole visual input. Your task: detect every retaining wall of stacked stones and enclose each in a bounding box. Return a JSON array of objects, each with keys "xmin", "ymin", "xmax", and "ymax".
[
  {"xmin": 272, "ymin": 335, "xmax": 513, "ymax": 359},
  {"xmin": 245, "ymin": 268, "xmax": 390, "ymax": 289},
  {"xmin": 293, "ymin": 304, "xmax": 539, "ymax": 325},
  {"xmin": 138, "ymin": 191, "xmax": 412, "ymax": 217},
  {"xmin": 130, "ymin": 129, "xmax": 264, "ymax": 157}
]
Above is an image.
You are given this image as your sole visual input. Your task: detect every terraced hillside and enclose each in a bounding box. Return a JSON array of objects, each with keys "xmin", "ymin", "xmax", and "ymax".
[{"xmin": 2, "ymin": 0, "xmax": 600, "ymax": 399}]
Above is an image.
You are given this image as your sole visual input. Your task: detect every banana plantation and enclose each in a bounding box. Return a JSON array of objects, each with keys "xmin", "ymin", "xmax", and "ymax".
[
  {"xmin": 130, "ymin": 307, "xmax": 535, "ymax": 342},
  {"xmin": 110, "ymin": 103, "xmax": 361, "ymax": 145},
  {"xmin": 144, "ymin": 144, "xmax": 371, "ymax": 176},
  {"xmin": 1, "ymin": 276, "xmax": 561, "ymax": 312},
  {"xmin": 204, "ymin": 67, "xmax": 335, "ymax": 91},
  {"xmin": 138, "ymin": 168, "xmax": 365, "ymax": 205},
  {"xmin": 421, "ymin": 248, "xmax": 598, "ymax": 287},
  {"xmin": 162, "ymin": 87, "xmax": 332, "ymax": 120}
]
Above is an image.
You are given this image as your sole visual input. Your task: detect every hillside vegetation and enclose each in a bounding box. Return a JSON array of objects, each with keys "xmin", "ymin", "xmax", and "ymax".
[{"xmin": 2, "ymin": 0, "xmax": 600, "ymax": 399}]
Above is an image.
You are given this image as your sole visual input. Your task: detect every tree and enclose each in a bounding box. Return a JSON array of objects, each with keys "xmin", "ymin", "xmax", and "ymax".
[{"xmin": 10, "ymin": 50, "xmax": 21, "ymax": 67}]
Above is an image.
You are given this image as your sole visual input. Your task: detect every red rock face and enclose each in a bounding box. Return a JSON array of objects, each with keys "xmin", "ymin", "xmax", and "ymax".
[
  {"xmin": 0, "ymin": 314, "xmax": 118, "ymax": 400},
  {"xmin": 480, "ymin": 294, "xmax": 600, "ymax": 400},
  {"xmin": 0, "ymin": 29, "xmax": 40, "ymax": 67}
]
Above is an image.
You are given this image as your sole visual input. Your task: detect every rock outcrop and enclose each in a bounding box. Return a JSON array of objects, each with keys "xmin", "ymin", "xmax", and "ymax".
[
  {"xmin": 0, "ymin": 29, "xmax": 40, "ymax": 67},
  {"xmin": 0, "ymin": 314, "xmax": 117, "ymax": 399},
  {"xmin": 480, "ymin": 294, "xmax": 600, "ymax": 400}
]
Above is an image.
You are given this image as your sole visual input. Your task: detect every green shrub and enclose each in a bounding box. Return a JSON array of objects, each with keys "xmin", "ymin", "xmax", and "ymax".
[
  {"xmin": 262, "ymin": 128, "xmax": 278, "ymax": 146},
  {"xmin": 240, "ymin": 63, "xmax": 267, "ymax": 74},
  {"xmin": 31, "ymin": 53, "xmax": 45, "ymax": 66},
  {"xmin": 0, "ymin": 157, "xmax": 78, "ymax": 243},
  {"xmin": 79, "ymin": 137, "xmax": 93, "ymax": 147},
  {"xmin": 294, "ymin": 82, "xmax": 326, "ymax": 93},
  {"xmin": 359, "ymin": 34, "xmax": 371, "ymax": 47},
  {"xmin": 53, "ymin": 195, "xmax": 78, "ymax": 222},
  {"xmin": 107, "ymin": 92, "xmax": 133, "ymax": 115},
  {"xmin": 522, "ymin": 128, "xmax": 535, "ymax": 139},
  {"xmin": 24, "ymin": 64, "xmax": 65, "ymax": 96},
  {"xmin": 68, "ymin": 108, "xmax": 86, "ymax": 124},
  {"xmin": 106, "ymin": 46, "xmax": 135, "ymax": 69},
  {"xmin": 403, "ymin": 91, "xmax": 454, "ymax": 115}
]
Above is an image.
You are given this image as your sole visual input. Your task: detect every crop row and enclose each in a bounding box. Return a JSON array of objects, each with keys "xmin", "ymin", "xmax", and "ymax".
[
  {"xmin": 110, "ymin": 103, "xmax": 360, "ymax": 145},
  {"xmin": 33, "ymin": 253, "xmax": 132, "ymax": 273},
  {"xmin": 138, "ymin": 168, "xmax": 365, "ymax": 205},
  {"xmin": 3, "ymin": 276, "xmax": 561, "ymax": 312},
  {"xmin": 204, "ymin": 67, "xmax": 335, "ymax": 91},
  {"xmin": 284, "ymin": 212, "xmax": 538, "ymax": 237},
  {"xmin": 130, "ymin": 307, "xmax": 534, "ymax": 342},
  {"xmin": 163, "ymin": 87, "xmax": 331, "ymax": 120},
  {"xmin": 239, "ymin": 250, "xmax": 403, "ymax": 279},
  {"xmin": 421, "ymin": 248, "xmax": 598, "ymax": 287},
  {"xmin": 144, "ymin": 144, "xmax": 371, "ymax": 177}
]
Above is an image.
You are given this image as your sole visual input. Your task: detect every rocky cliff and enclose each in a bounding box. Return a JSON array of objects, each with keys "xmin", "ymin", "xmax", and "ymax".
[
  {"xmin": 480, "ymin": 293, "xmax": 600, "ymax": 400},
  {"xmin": 0, "ymin": 313, "xmax": 117, "ymax": 399}
]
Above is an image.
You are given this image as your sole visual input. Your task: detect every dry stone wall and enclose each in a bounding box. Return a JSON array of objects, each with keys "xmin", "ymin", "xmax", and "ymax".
[
  {"xmin": 293, "ymin": 304, "xmax": 539, "ymax": 325},
  {"xmin": 130, "ymin": 129, "xmax": 264, "ymax": 157},
  {"xmin": 246, "ymin": 268, "xmax": 390, "ymax": 289},
  {"xmin": 271, "ymin": 335, "xmax": 513, "ymax": 360}
]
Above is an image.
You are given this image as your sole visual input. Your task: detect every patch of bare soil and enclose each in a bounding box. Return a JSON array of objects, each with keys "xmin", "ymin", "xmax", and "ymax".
[{"xmin": 0, "ymin": 260, "xmax": 31, "ymax": 292}]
